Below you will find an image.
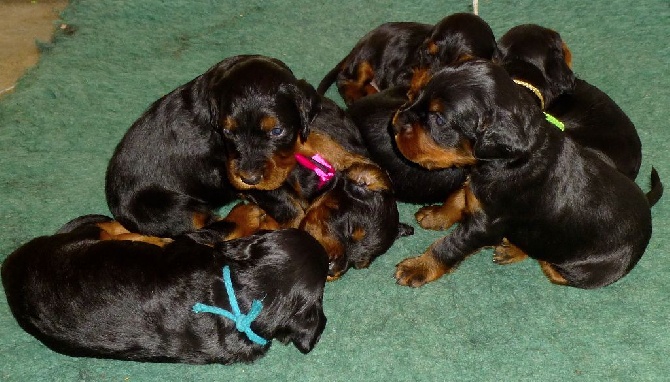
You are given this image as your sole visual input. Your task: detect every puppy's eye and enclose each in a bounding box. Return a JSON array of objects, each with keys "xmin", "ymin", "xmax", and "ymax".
[
  {"xmin": 269, "ymin": 127, "xmax": 285, "ymax": 137},
  {"xmin": 432, "ymin": 113, "xmax": 446, "ymax": 127}
]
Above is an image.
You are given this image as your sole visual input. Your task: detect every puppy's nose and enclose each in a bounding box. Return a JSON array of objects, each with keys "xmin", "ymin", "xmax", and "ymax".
[
  {"xmin": 240, "ymin": 173, "xmax": 262, "ymax": 186},
  {"xmin": 392, "ymin": 111, "xmax": 413, "ymax": 135},
  {"xmin": 327, "ymin": 257, "xmax": 349, "ymax": 281},
  {"xmin": 392, "ymin": 120, "xmax": 413, "ymax": 136}
]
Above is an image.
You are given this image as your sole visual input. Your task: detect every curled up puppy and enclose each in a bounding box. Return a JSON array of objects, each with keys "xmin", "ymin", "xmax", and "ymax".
[
  {"xmin": 292, "ymin": 159, "xmax": 414, "ymax": 279},
  {"xmin": 493, "ymin": 24, "xmax": 642, "ymax": 180},
  {"xmin": 1, "ymin": 206, "xmax": 329, "ymax": 364}
]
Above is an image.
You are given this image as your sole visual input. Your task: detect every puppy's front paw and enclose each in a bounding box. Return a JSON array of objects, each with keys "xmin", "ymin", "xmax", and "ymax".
[
  {"xmin": 394, "ymin": 252, "xmax": 449, "ymax": 288},
  {"xmin": 415, "ymin": 205, "xmax": 458, "ymax": 231},
  {"xmin": 492, "ymin": 239, "xmax": 529, "ymax": 265}
]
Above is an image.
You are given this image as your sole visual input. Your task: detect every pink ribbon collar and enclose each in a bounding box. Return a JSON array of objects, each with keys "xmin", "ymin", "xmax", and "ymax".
[{"xmin": 294, "ymin": 153, "xmax": 336, "ymax": 189}]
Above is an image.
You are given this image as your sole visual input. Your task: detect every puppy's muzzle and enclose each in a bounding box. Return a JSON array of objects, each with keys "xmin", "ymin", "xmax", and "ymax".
[
  {"xmin": 238, "ymin": 172, "xmax": 263, "ymax": 186},
  {"xmin": 391, "ymin": 109, "xmax": 414, "ymax": 136},
  {"xmin": 327, "ymin": 256, "xmax": 349, "ymax": 281}
]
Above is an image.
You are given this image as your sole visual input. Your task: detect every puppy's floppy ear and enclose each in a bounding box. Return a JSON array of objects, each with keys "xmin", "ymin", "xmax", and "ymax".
[
  {"xmin": 545, "ymin": 32, "xmax": 575, "ymax": 96},
  {"xmin": 287, "ymin": 307, "xmax": 327, "ymax": 354},
  {"xmin": 473, "ymin": 108, "xmax": 529, "ymax": 160},
  {"xmin": 280, "ymin": 80, "xmax": 322, "ymax": 141}
]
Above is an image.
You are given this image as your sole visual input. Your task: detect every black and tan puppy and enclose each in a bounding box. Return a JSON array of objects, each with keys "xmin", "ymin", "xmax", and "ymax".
[
  {"xmin": 1, "ymin": 206, "xmax": 328, "ymax": 364},
  {"xmin": 317, "ymin": 21, "xmax": 432, "ymax": 104},
  {"xmin": 347, "ymin": 86, "xmax": 466, "ymax": 204},
  {"xmin": 417, "ymin": 13, "xmax": 496, "ymax": 71},
  {"xmin": 106, "ymin": 55, "xmax": 321, "ymax": 236},
  {"xmin": 318, "ymin": 13, "xmax": 496, "ymax": 105},
  {"xmin": 392, "ymin": 60, "xmax": 661, "ymax": 289},
  {"xmin": 107, "ymin": 54, "xmax": 381, "ymax": 235},
  {"xmin": 296, "ymin": 162, "xmax": 413, "ymax": 279},
  {"xmin": 241, "ymin": 96, "xmax": 377, "ymax": 229},
  {"xmin": 493, "ymin": 24, "xmax": 642, "ymax": 180},
  {"xmin": 408, "ymin": 13, "xmax": 496, "ymax": 95},
  {"xmin": 334, "ymin": 13, "xmax": 493, "ymax": 202}
]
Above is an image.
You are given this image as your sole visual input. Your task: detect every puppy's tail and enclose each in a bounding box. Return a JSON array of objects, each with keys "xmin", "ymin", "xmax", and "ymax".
[
  {"xmin": 645, "ymin": 167, "xmax": 663, "ymax": 207},
  {"xmin": 317, "ymin": 64, "xmax": 340, "ymax": 95},
  {"xmin": 55, "ymin": 214, "xmax": 114, "ymax": 234}
]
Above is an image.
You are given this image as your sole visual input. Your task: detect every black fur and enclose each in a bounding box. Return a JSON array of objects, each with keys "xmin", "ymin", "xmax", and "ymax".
[
  {"xmin": 494, "ymin": 24, "xmax": 642, "ymax": 179},
  {"xmin": 317, "ymin": 21, "xmax": 432, "ymax": 103},
  {"xmin": 105, "ymin": 55, "xmax": 321, "ymax": 236},
  {"xmin": 2, "ymin": 216, "xmax": 328, "ymax": 364},
  {"xmin": 393, "ymin": 60, "xmax": 660, "ymax": 289},
  {"xmin": 298, "ymin": 163, "xmax": 413, "ymax": 278},
  {"xmin": 347, "ymin": 86, "xmax": 466, "ymax": 203}
]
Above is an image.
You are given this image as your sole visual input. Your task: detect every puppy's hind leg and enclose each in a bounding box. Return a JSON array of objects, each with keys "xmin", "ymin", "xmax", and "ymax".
[{"xmin": 538, "ymin": 261, "xmax": 569, "ymax": 286}]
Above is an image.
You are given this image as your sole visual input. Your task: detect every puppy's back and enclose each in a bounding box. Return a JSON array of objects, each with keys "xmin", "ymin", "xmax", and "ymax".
[{"xmin": 2, "ymin": 228, "xmax": 328, "ymax": 364}]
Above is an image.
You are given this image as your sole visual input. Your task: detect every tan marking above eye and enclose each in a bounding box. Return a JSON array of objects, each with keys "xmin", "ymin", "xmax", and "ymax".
[
  {"xmin": 427, "ymin": 41, "xmax": 439, "ymax": 55},
  {"xmin": 223, "ymin": 116, "xmax": 237, "ymax": 131},
  {"xmin": 351, "ymin": 227, "xmax": 366, "ymax": 242},
  {"xmin": 260, "ymin": 116, "xmax": 278, "ymax": 131},
  {"xmin": 428, "ymin": 98, "xmax": 444, "ymax": 113}
]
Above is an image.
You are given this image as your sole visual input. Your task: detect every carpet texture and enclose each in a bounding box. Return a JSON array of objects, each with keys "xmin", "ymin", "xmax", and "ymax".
[{"xmin": 1, "ymin": 1, "xmax": 668, "ymax": 381}]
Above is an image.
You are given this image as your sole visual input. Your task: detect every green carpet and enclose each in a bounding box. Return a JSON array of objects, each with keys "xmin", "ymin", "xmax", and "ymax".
[{"xmin": 1, "ymin": 1, "xmax": 668, "ymax": 381}]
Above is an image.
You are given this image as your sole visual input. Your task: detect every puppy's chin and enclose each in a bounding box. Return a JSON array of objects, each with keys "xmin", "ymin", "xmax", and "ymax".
[{"xmin": 226, "ymin": 157, "xmax": 296, "ymax": 191}]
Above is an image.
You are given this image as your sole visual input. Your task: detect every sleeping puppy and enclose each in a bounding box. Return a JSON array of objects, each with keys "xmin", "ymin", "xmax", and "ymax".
[
  {"xmin": 392, "ymin": 60, "xmax": 661, "ymax": 289},
  {"xmin": 417, "ymin": 13, "xmax": 496, "ymax": 70},
  {"xmin": 1, "ymin": 209, "xmax": 328, "ymax": 364},
  {"xmin": 105, "ymin": 55, "xmax": 321, "ymax": 237},
  {"xmin": 296, "ymin": 162, "xmax": 414, "ymax": 279},
  {"xmin": 493, "ymin": 24, "xmax": 642, "ymax": 180},
  {"xmin": 408, "ymin": 13, "xmax": 496, "ymax": 95},
  {"xmin": 347, "ymin": 86, "xmax": 466, "ymax": 204},
  {"xmin": 318, "ymin": 13, "xmax": 496, "ymax": 105},
  {"xmin": 317, "ymin": 21, "xmax": 432, "ymax": 104}
]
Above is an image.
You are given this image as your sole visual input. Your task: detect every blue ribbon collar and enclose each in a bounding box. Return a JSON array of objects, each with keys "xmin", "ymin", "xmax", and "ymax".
[{"xmin": 192, "ymin": 265, "xmax": 269, "ymax": 346}]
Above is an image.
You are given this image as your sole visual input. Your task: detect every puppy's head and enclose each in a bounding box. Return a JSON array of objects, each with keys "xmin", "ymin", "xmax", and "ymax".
[
  {"xmin": 393, "ymin": 60, "xmax": 540, "ymax": 166},
  {"xmin": 216, "ymin": 229, "xmax": 328, "ymax": 354},
  {"xmin": 493, "ymin": 24, "xmax": 575, "ymax": 107},
  {"xmin": 418, "ymin": 13, "xmax": 496, "ymax": 70},
  {"xmin": 207, "ymin": 56, "xmax": 321, "ymax": 191},
  {"xmin": 300, "ymin": 163, "xmax": 412, "ymax": 279}
]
